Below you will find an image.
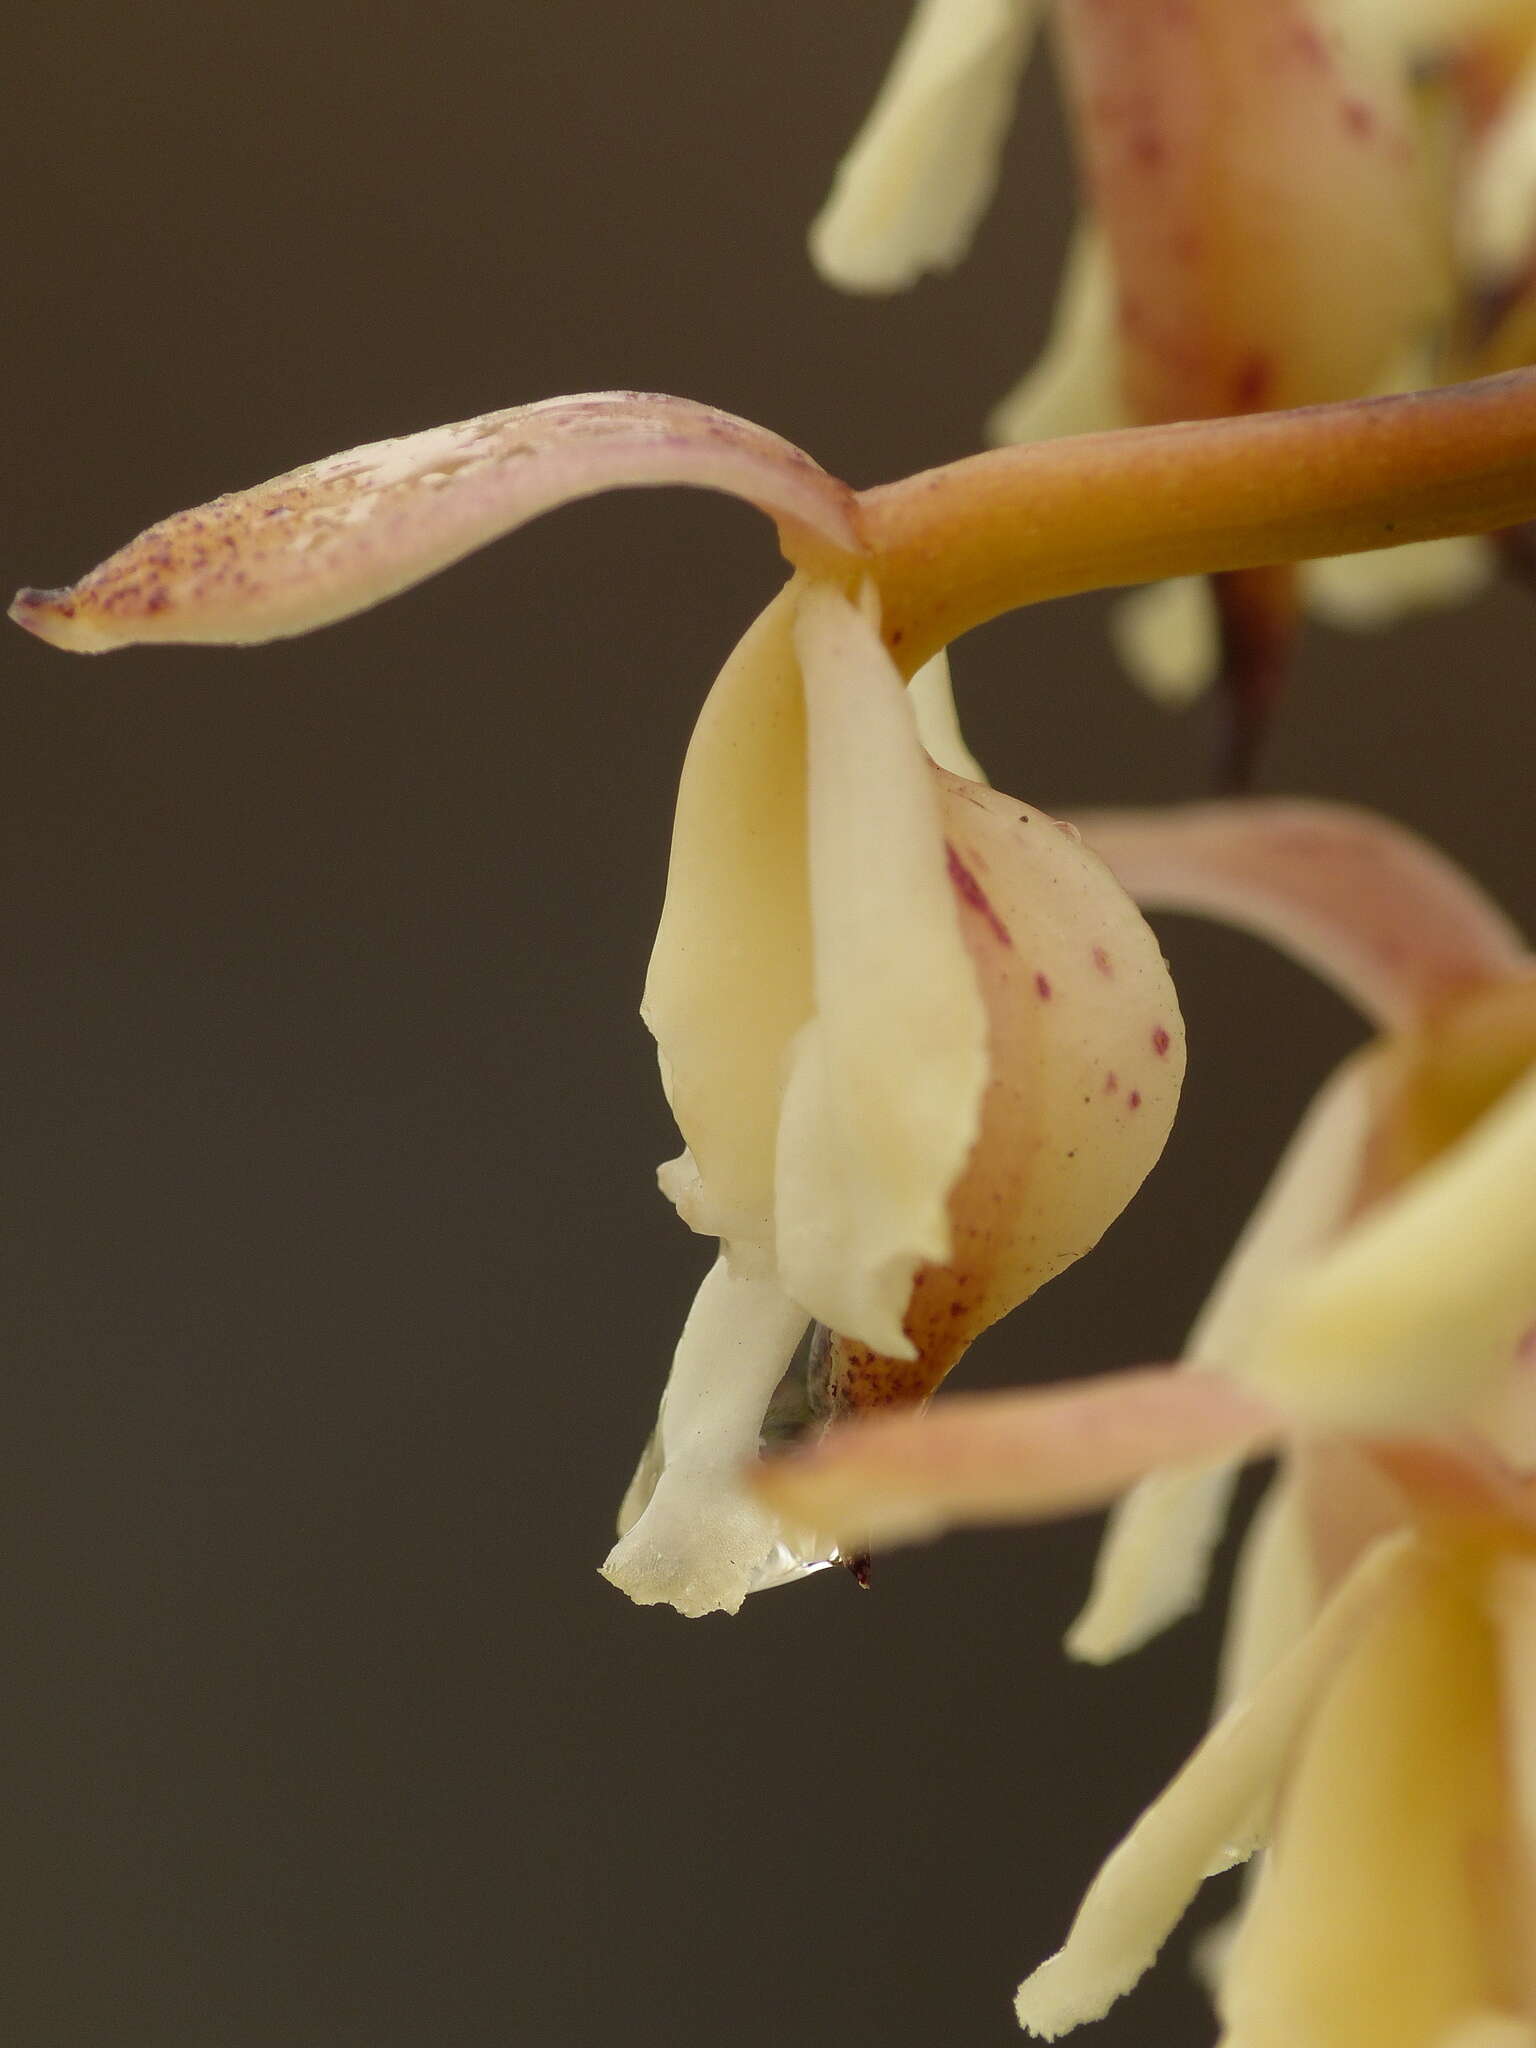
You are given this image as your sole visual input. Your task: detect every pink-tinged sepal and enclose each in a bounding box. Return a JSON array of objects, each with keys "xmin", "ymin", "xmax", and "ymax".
[{"xmin": 9, "ymin": 393, "xmax": 863, "ymax": 654}]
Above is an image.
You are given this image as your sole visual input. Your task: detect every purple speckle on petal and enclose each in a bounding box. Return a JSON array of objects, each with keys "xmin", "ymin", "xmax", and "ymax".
[
  {"xmin": 1152, "ymin": 1027, "xmax": 1171, "ymax": 1056},
  {"xmin": 1035, "ymin": 973, "xmax": 1053, "ymax": 1000}
]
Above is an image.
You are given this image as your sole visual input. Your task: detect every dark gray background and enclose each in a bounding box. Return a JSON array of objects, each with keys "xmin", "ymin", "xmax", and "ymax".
[{"xmin": 4, "ymin": 6, "xmax": 1532, "ymax": 2044}]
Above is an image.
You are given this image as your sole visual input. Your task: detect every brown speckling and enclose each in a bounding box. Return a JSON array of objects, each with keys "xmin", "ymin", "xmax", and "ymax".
[{"xmin": 1092, "ymin": 945, "xmax": 1113, "ymax": 976}]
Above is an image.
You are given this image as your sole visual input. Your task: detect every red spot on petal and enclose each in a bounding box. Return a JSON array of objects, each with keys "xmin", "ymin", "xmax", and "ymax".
[
  {"xmin": 1092, "ymin": 946, "xmax": 1114, "ymax": 977},
  {"xmin": 1104, "ymin": 1072, "xmax": 1119, "ymax": 1093},
  {"xmin": 945, "ymin": 842, "xmax": 1012, "ymax": 948},
  {"xmin": 1128, "ymin": 1090, "xmax": 1143, "ymax": 1110},
  {"xmin": 1152, "ymin": 1026, "xmax": 1171, "ymax": 1056},
  {"xmin": 1035, "ymin": 972, "xmax": 1053, "ymax": 1000}
]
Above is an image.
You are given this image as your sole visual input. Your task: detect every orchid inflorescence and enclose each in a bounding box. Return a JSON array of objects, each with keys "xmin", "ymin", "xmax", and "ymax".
[{"xmin": 16, "ymin": 0, "xmax": 1536, "ymax": 2040}]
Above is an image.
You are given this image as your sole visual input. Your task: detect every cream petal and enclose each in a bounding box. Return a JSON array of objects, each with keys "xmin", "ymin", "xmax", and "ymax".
[
  {"xmin": 1214, "ymin": 1470, "xmax": 1318, "ymax": 1713},
  {"xmin": 773, "ymin": 583, "xmax": 989, "ymax": 1353},
  {"xmin": 1489, "ymin": 1553, "xmax": 1536, "ymax": 1899},
  {"xmin": 1463, "ymin": 50, "xmax": 1536, "ymax": 285},
  {"xmin": 907, "ymin": 648, "xmax": 989, "ymax": 782},
  {"xmin": 752, "ymin": 1366, "xmax": 1280, "ymax": 1550},
  {"xmin": 1216, "ymin": 1549, "xmax": 1506, "ymax": 2048},
  {"xmin": 1107, "ymin": 578, "xmax": 1219, "ymax": 709},
  {"xmin": 1076, "ymin": 800, "xmax": 1527, "ymax": 1032},
  {"xmin": 1017, "ymin": 1533, "xmax": 1418, "ymax": 2039},
  {"xmin": 1302, "ymin": 536, "xmax": 1495, "ymax": 631},
  {"xmin": 1243, "ymin": 1060, "xmax": 1536, "ymax": 1428},
  {"xmin": 987, "ymin": 224, "xmax": 1131, "ymax": 445},
  {"xmin": 1070, "ymin": 1052, "xmax": 1381, "ymax": 1661},
  {"xmin": 642, "ymin": 588, "xmax": 813, "ymax": 1262},
  {"xmin": 10, "ymin": 393, "xmax": 861, "ymax": 653},
  {"xmin": 601, "ymin": 1255, "xmax": 814, "ymax": 1617},
  {"xmin": 809, "ymin": 0, "xmax": 1044, "ymax": 292}
]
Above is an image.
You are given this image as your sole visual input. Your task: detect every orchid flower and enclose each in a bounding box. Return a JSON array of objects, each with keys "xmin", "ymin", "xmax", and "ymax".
[
  {"xmin": 814, "ymin": 0, "xmax": 1536, "ymax": 748},
  {"xmin": 19, "ymin": 374, "xmax": 1536, "ymax": 1616},
  {"xmin": 757, "ymin": 800, "xmax": 1536, "ymax": 2035}
]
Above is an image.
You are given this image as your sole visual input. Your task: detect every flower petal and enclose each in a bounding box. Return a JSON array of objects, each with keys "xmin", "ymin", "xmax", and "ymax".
[
  {"xmin": 601, "ymin": 1255, "xmax": 815, "ymax": 1618},
  {"xmin": 11, "ymin": 393, "xmax": 862, "ymax": 653},
  {"xmin": 907, "ymin": 648, "xmax": 988, "ymax": 781},
  {"xmin": 1070, "ymin": 1051, "xmax": 1383, "ymax": 1661},
  {"xmin": 987, "ymin": 224, "xmax": 1130, "ymax": 445},
  {"xmin": 1016, "ymin": 1532, "xmax": 1418, "ymax": 2039},
  {"xmin": 1246, "ymin": 1059, "xmax": 1536, "ymax": 1428},
  {"xmin": 809, "ymin": 0, "xmax": 1044, "ymax": 292},
  {"xmin": 1055, "ymin": 0, "xmax": 1444, "ymax": 423},
  {"xmin": 773, "ymin": 583, "xmax": 989, "ymax": 1353},
  {"xmin": 1302, "ymin": 535, "xmax": 1495, "ymax": 630},
  {"xmin": 1217, "ymin": 1549, "xmax": 1508, "ymax": 2048},
  {"xmin": 1076, "ymin": 800, "xmax": 1527, "ymax": 1033},
  {"xmin": 1462, "ymin": 46, "xmax": 1536, "ymax": 286},
  {"xmin": 752, "ymin": 1366, "xmax": 1280, "ymax": 1549},
  {"xmin": 1106, "ymin": 577, "xmax": 1218, "ymax": 709},
  {"xmin": 642, "ymin": 587, "xmax": 813, "ymax": 1261}
]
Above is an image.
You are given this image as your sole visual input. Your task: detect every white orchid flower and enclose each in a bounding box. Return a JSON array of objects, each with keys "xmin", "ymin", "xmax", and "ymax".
[{"xmin": 22, "ymin": 375, "xmax": 1536, "ymax": 1616}]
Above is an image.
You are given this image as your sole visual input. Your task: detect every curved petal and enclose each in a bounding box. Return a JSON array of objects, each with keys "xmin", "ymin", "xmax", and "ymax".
[
  {"xmin": 809, "ymin": 0, "xmax": 1044, "ymax": 292},
  {"xmin": 1244, "ymin": 1059, "xmax": 1536, "ymax": 1428},
  {"xmin": 1462, "ymin": 47, "xmax": 1536, "ymax": 286},
  {"xmin": 1076, "ymin": 800, "xmax": 1528, "ymax": 1033},
  {"xmin": 601, "ymin": 1255, "xmax": 815, "ymax": 1617},
  {"xmin": 642, "ymin": 588, "xmax": 812, "ymax": 1260},
  {"xmin": 987, "ymin": 223, "xmax": 1130, "ymax": 445},
  {"xmin": 1070, "ymin": 1050, "xmax": 1383, "ymax": 1661},
  {"xmin": 11, "ymin": 394, "xmax": 862, "ymax": 653},
  {"xmin": 907, "ymin": 648, "xmax": 988, "ymax": 781},
  {"xmin": 1016, "ymin": 1532, "xmax": 1419, "ymax": 2039},
  {"xmin": 773, "ymin": 583, "xmax": 988, "ymax": 1353},
  {"xmin": 752, "ymin": 1366, "xmax": 1280, "ymax": 1549}
]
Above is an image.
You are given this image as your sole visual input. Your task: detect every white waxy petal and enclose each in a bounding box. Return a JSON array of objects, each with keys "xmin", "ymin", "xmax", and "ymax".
[
  {"xmin": 1302, "ymin": 536, "xmax": 1494, "ymax": 631},
  {"xmin": 774, "ymin": 583, "xmax": 989, "ymax": 1354},
  {"xmin": 1017, "ymin": 1533, "xmax": 1417, "ymax": 2039},
  {"xmin": 988, "ymin": 225, "xmax": 1130, "ymax": 445},
  {"xmin": 1107, "ymin": 578, "xmax": 1218, "ymax": 709},
  {"xmin": 602, "ymin": 1256, "xmax": 814, "ymax": 1618},
  {"xmin": 907, "ymin": 648, "xmax": 988, "ymax": 782},
  {"xmin": 642, "ymin": 588, "xmax": 813, "ymax": 1262},
  {"xmin": 1077, "ymin": 800, "xmax": 1527, "ymax": 1033},
  {"xmin": 1070, "ymin": 1052, "xmax": 1382, "ymax": 1661},
  {"xmin": 1243, "ymin": 1059, "xmax": 1536, "ymax": 1428},
  {"xmin": 11, "ymin": 393, "xmax": 861, "ymax": 653},
  {"xmin": 809, "ymin": 0, "xmax": 1044, "ymax": 292}
]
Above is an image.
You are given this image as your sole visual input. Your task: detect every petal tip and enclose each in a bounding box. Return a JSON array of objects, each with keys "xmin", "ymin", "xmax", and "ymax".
[{"xmin": 9, "ymin": 584, "xmax": 113, "ymax": 653}]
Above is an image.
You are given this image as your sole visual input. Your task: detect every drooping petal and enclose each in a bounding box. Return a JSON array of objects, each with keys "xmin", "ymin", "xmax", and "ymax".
[
  {"xmin": 601, "ymin": 1255, "xmax": 815, "ymax": 1618},
  {"xmin": 773, "ymin": 583, "xmax": 989, "ymax": 1354},
  {"xmin": 752, "ymin": 1366, "xmax": 1279, "ymax": 1549},
  {"xmin": 10, "ymin": 394, "xmax": 862, "ymax": 653},
  {"xmin": 1076, "ymin": 800, "xmax": 1528, "ymax": 1033},
  {"xmin": 642, "ymin": 588, "xmax": 813, "ymax": 1262},
  {"xmin": 1216, "ymin": 1550, "xmax": 1510, "ymax": 2048},
  {"xmin": 1488, "ymin": 1552, "xmax": 1536, "ymax": 1960},
  {"xmin": 1016, "ymin": 1532, "xmax": 1418, "ymax": 2039},
  {"xmin": 1243, "ymin": 1059, "xmax": 1536, "ymax": 1427},
  {"xmin": 1302, "ymin": 535, "xmax": 1495, "ymax": 629},
  {"xmin": 1213, "ymin": 1469, "xmax": 1318, "ymax": 1713},
  {"xmin": 1071, "ymin": 1051, "xmax": 1384, "ymax": 1661},
  {"xmin": 987, "ymin": 225, "xmax": 1130, "ymax": 445},
  {"xmin": 907, "ymin": 648, "xmax": 989, "ymax": 782},
  {"xmin": 809, "ymin": 0, "xmax": 1045, "ymax": 292}
]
